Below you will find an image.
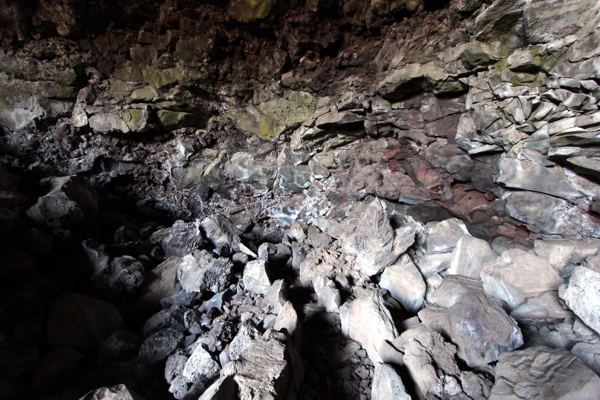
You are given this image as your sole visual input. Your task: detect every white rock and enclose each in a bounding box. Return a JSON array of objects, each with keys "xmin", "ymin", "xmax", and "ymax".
[
  {"xmin": 371, "ymin": 363, "xmax": 410, "ymax": 400},
  {"xmin": 274, "ymin": 301, "xmax": 299, "ymax": 338},
  {"xmin": 481, "ymin": 249, "xmax": 565, "ymax": 310},
  {"xmin": 182, "ymin": 345, "xmax": 220, "ymax": 383},
  {"xmin": 422, "ymin": 218, "xmax": 470, "ymax": 254},
  {"xmin": 447, "ymin": 236, "xmax": 496, "ymax": 279},
  {"xmin": 342, "ymin": 289, "xmax": 398, "ymax": 364},
  {"xmin": 243, "ymin": 260, "xmax": 271, "ymax": 295},
  {"xmin": 379, "ymin": 254, "xmax": 426, "ymax": 313},
  {"xmin": 559, "ymin": 256, "xmax": 600, "ymax": 335},
  {"xmin": 313, "ymin": 275, "xmax": 341, "ymax": 312},
  {"xmin": 415, "ymin": 253, "xmax": 452, "ymax": 278}
]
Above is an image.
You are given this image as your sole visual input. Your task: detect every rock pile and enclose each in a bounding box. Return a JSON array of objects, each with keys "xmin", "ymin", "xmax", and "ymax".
[{"xmin": 1, "ymin": 0, "xmax": 600, "ymax": 398}]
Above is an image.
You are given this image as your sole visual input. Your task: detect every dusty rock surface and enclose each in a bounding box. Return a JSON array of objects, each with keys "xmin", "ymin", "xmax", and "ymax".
[{"xmin": 1, "ymin": 0, "xmax": 600, "ymax": 399}]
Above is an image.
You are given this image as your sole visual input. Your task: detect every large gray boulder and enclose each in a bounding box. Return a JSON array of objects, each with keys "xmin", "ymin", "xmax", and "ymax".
[
  {"xmin": 419, "ymin": 276, "xmax": 523, "ymax": 368},
  {"xmin": 341, "ymin": 288, "xmax": 398, "ymax": 364},
  {"xmin": 338, "ymin": 198, "xmax": 420, "ymax": 276},
  {"xmin": 80, "ymin": 384, "xmax": 142, "ymax": 400},
  {"xmin": 490, "ymin": 346, "xmax": 600, "ymax": 399},
  {"xmin": 421, "ymin": 218, "xmax": 470, "ymax": 254},
  {"xmin": 481, "ymin": 249, "xmax": 565, "ymax": 310}
]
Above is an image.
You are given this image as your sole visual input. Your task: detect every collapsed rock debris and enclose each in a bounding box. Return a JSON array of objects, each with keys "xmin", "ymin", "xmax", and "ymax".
[{"xmin": 1, "ymin": 0, "xmax": 600, "ymax": 399}]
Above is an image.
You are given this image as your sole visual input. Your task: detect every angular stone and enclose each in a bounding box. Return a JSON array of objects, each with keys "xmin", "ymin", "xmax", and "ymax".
[
  {"xmin": 201, "ymin": 214, "xmax": 250, "ymax": 257},
  {"xmin": 533, "ymin": 238, "xmax": 600, "ymax": 277},
  {"xmin": 498, "ymin": 153, "xmax": 585, "ymax": 203},
  {"xmin": 342, "ymin": 289, "xmax": 398, "ymax": 364},
  {"xmin": 150, "ymin": 219, "xmax": 207, "ymax": 258},
  {"xmin": 138, "ymin": 328, "xmax": 184, "ymax": 365},
  {"xmin": 229, "ymin": 320, "xmax": 263, "ymax": 362},
  {"xmin": 26, "ymin": 175, "xmax": 98, "ymax": 228},
  {"xmin": 313, "ymin": 275, "xmax": 341, "ymax": 313},
  {"xmin": 447, "ymin": 236, "xmax": 496, "ymax": 279},
  {"xmin": 422, "ymin": 218, "xmax": 470, "ymax": 254},
  {"xmin": 371, "ymin": 363, "xmax": 410, "ymax": 400},
  {"xmin": 177, "ymin": 251, "xmax": 233, "ymax": 294},
  {"xmin": 481, "ymin": 249, "xmax": 565, "ymax": 310},
  {"xmin": 571, "ymin": 342, "xmax": 600, "ymax": 376},
  {"xmin": 523, "ymin": 0, "xmax": 593, "ymax": 44},
  {"xmin": 338, "ymin": 198, "xmax": 418, "ymax": 276},
  {"xmin": 136, "ymin": 257, "xmax": 182, "ymax": 310},
  {"xmin": 230, "ymin": 91, "xmax": 316, "ymax": 140},
  {"xmin": 183, "ymin": 344, "xmax": 220, "ymax": 383},
  {"xmin": 243, "ymin": 260, "xmax": 271, "ymax": 295},
  {"xmin": 419, "ymin": 276, "xmax": 523, "ymax": 368},
  {"xmin": 198, "ymin": 376, "xmax": 236, "ymax": 400},
  {"xmin": 79, "ymin": 384, "xmax": 142, "ymax": 400},
  {"xmin": 559, "ymin": 256, "xmax": 600, "ymax": 335},
  {"xmin": 392, "ymin": 325, "xmax": 462, "ymax": 400},
  {"xmin": 89, "ymin": 109, "xmax": 155, "ymax": 134},
  {"xmin": 222, "ymin": 338, "xmax": 289, "ymax": 399},
  {"xmin": 224, "ymin": 152, "xmax": 276, "ymax": 191},
  {"xmin": 379, "ymin": 254, "xmax": 426, "ymax": 313},
  {"xmin": 490, "ymin": 346, "xmax": 600, "ymax": 399},
  {"xmin": 504, "ymin": 191, "xmax": 600, "ymax": 237}
]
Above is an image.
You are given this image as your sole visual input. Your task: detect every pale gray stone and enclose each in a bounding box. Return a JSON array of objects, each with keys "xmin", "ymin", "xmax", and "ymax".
[
  {"xmin": 177, "ymin": 251, "xmax": 233, "ymax": 294},
  {"xmin": 490, "ymin": 346, "xmax": 600, "ymax": 399},
  {"xmin": 80, "ymin": 384, "xmax": 142, "ymax": 400},
  {"xmin": 342, "ymin": 288, "xmax": 398, "ymax": 364},
  {"xmin": 371, "ymin": 363, "xmax": 410, "ymax": 400},
  {"xmin": 533, "ymin": 238, "xmax": 600, "ymax": 277},
  {"xmin": 422, "ymin": 218, "xmax": 470, "ymax": 254},
  {"xmin": 419, "ymin": 276, "xmax": 523, "ymax": 368},
  {"xmin": 379, "ymin": 254, "xmax": 426, "ymax": 313},
  {"xmin": 243, "ymin": 260, "xmax": 271, "ymax": 295},
  {"xmin": 183, "ymin": 344, "xmax": 220, "ymax": 383},
  {"xmin": 481, "ymin": 249, "xmax": 565, "ymax": 310},
  {"xmin": 198, "ymin": 376, "xmax": 236, "ymax": 400},
  {"xmin": 313, "ymin": 275, "xmax": 341, "ymax": 313},
  {"xmin": 571, "ymin": 342, "xmax": 600, "ymax": 376},
  {"xmin": 559, "ymin": 255, "xmax": 600, "ymax": 335},
  {"xmin": 447, "ymin": 236, "xmax": 496, "ymax": 279}
]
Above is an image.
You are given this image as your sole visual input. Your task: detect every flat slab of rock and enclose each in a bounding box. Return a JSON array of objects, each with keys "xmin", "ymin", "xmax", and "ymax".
[
  {"xmin": 490, "ymin": 346, "xmax": 600, "ymax": 399},
  {"xmin": 482, "ymin": 249, "xmax": 565, "ymax": 310},
  {"xmin": 419, "ymin": 276, "xmax": 523, "ymax": 368},
  {"xmin": 341, "ymin": 288, "xmax": 398, "ymax": 364},
  {"xmin": 559, "ymin": 255, "xmax": 600, "ymax": 335}
]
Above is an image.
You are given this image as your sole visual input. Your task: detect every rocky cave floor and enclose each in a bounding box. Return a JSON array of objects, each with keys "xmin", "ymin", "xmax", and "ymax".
[{"xmin": 2, "ymin": 0, "xmax": 600, "ymax": 399}]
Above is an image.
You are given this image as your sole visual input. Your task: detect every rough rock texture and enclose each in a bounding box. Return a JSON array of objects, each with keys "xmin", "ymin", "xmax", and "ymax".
[
  {"xmin": 482, "ymin": 249, "xmax": 565, "ymax": 310},
  {"xmin": 559, "ymin": 254, "xmax": 600, "ymax": 334},
  {"xmin": 342, "ymin": 289, "xmax": 398, "ymax": 364},
  {"xmin": 490, "ymin": 346, "xmax": 600, "ymax": 399},
  {"xmin": 419, "ymin": 275, "xmax": 523, "ymax": 367},
  {"xmin": 2, "ymin": 0, "xmax": 600, "ymax": 399}
]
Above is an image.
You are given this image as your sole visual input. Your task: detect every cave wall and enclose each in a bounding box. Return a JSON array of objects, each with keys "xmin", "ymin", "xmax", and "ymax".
[{"xmin": 1, "ymin": 0, "xmax": 600, "ymax": 244}]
